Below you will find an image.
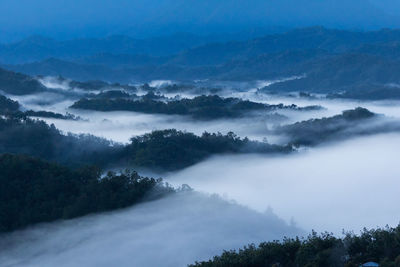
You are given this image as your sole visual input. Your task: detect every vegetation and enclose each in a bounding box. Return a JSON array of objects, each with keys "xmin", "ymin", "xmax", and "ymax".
[
  {"xmin": 69, "ymin": 79, "xmax": 137, "ymax": 92},
  {"xmin": 328, "ymin": 84, "xmax": 400, "ymax": 100},
  {"xmin": 0, "ymin": 93, "xmax": 81, "ymax": 120},
  {"xmin": 0, "ymin": 113, "xmax": 121, "ymax": 167},
  {"xmin": 141, "ymin": 91, "xmax": 166, "ymax": 101},
  {"xmin": 90, "ymin": 89, "xmax": 133, "ymax": 99},
  {"xmin": 23, "ymin": 110, "xmax": 81, "ymax": 120},
  {"xmin": 0, "ymin": 112, "xmax": 288, "ymax": 171},
  {"xmin": 275, "ymin": 107, "xmax": 379, "ymax": 146},
  {"xmin": 7, "ymin": 28, "xmax": 400, "ymax": 100},
  {"xmin": 0, "ymin": 94, "xmax": 20, "ymax": 113},
  {"xmin": 0, "ymin": 154, "xmax": 174, "ymax": 233},
  {"xmin": 0, "ymin": 67, "xmax": 45, "ymax": 95},
  {"xmin": 71, "ymin": 95, "xmax": 321, "ymax": 120},
  {"xmin": 190, "ymin": 226, "xmax": 400, "ymax": 267},
  {"xmin": 122, "ymin": 129, "xmax": 290, "ymax": 171}
]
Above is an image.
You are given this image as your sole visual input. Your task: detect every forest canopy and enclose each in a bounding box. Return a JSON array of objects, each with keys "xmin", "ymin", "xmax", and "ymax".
[
  {"xmin": 0, "ymin": 154, "xmax": 174, "ymax": 233},
  {"xmin": 273, "ymin": 107, "xmax": 390, "ymax": 146},
  {"xmin": 0, "ymin": 113, "xmax": 289, "ymax": 171},
  {"xmin": 123, "ymin": 129, "xmax": 290, "ymax": 171},
  {"xmin": 190, "ymin": 226, "xmax": 400, "ymax": 267},
  {"xmin": 70, "ymin": 95, "xmax": 321, "ymax": 120}
]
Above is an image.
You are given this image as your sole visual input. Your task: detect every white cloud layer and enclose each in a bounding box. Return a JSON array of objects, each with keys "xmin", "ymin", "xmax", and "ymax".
[
  {"xmin": 0, "ymin": 192, "xmax": 301, "ymax": 267},
  {"xmin": 167, "ymin": 133, "xmax": 400, "ymax": 234}
]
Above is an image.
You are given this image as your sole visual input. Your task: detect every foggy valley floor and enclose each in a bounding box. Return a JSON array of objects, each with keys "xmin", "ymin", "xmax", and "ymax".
[
  {"xmin": 0, "ymin": 134, "xmax": 399, "ymax": 266},
  {"xmin": 167, "ymin": 133, "xmax": 400, "ymax": 234},
  {"xmin": 3, "ymin": 2, "xmax": 400, "ymax": 265},
  {"xmin": 1, "ymin": 52, "xmax": 400, "ymax": 266},
  {"xmin": 0, "ymin": 192, "xmax": 302, "ymax": 267},
  {"xmin": 1, "ymin": 81, "xmax": 400, "ymax": 265}
]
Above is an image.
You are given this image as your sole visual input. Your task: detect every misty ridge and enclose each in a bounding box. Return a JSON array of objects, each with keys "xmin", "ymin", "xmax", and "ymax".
[
  {"xmin": 1, "ymin": 1, "xmax": 400, "ymax": 266},
  {"xmin": 3, "ymin": 27, "xmax": 400, "ymax": 101},
  {"xmin": 1, "ymin": 51, "xmax": 400, "ymax": 266},
  {"xmin": 2, "ymin": 82, "xmax": 400, "ymax": 173},
  {"xmin": 70, "ymin": 93, "xmax": 322, "ymax": 120},
  {"xmin": 0, "ymin": 190, "xmax": 302, "ymax": 267},
  {"xmin": 273, "ymin": 107, "xmax": 400, "ymax": 146}
]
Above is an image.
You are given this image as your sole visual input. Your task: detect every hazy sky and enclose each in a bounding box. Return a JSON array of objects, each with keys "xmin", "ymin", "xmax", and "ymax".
[{"xmin": 0, "ymin": 0, "xmax": 399, "ymax": 42}]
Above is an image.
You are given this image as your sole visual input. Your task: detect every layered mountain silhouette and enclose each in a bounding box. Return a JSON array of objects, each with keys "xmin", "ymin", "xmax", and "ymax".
[{"xmin": 3, "ymin": 27, "xmax": 400, "ymax": 99}]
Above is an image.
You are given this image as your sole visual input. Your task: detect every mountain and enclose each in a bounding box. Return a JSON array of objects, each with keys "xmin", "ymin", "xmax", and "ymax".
[
  {"xmin": 4, "ymin": 27, "xmax": 400, "ymax": 99},
  {"xmin": 2, "ymin": 58, "xmax": 117, "ymax": 82},
  {"xmin": 263, "ymin": 53, "xmax": 400, "ymax": 94},
  {"xmin": 4, "ymin": 26, "xmax": 400, "ymax": 66},
  {"xmin": 0, "ymin": 67, "xmax": 45, "ymax": 95},
  {"xmin": 0, "ymin": 33, "xmax": 225, "ymax": 64},
  {"xmin": 170, "ymin": 27, "xmax": 400, "ymax": 66}
]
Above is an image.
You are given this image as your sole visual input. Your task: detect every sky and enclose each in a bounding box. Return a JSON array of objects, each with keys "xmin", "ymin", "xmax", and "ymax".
[{"xmin": 0, "ymin": 0, "xmax": 399, "ymax": 42}]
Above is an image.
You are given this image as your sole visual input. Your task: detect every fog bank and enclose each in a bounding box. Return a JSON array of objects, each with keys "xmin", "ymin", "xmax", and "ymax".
[
  {"xmin": 7, "ymin": 81, "xmax": 400, "ymax": 144},
  {"xmin": 41, "ymin": 110, "xmax": 283, "ymax": 143},
  {"xmin": 0, "ymin": 192, "xmax": 301, "ymax": 267},
  {"xmin": 167, "ymin": 133, "xmax": 400, "ymax": 234}
]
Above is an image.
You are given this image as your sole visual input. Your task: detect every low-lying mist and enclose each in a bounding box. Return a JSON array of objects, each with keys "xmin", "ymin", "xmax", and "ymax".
[
  {"xmin": 40, "ymin": 99, "xmax": 400, "ymax": 145},
  {"xmin": 167, "ymin": 133, "xmax": 400, "ymax": 234},
  {"xmin": 2, "ymin": 76, "xmax": 400, "ymax": 265},
  {"xmin": 233, "ymin": 92, "xmax": 400, "ymax": 121},
  {"xmin": 0, "ymin": 192, "xmax": 301, "ymax": 267},
  {"xmin": 5, "ymin": 77, "xmax": 400, "ymax": 144},
  {"xmin": 41, "ymin": 110, "xmax": 284, "ymax": 143}
]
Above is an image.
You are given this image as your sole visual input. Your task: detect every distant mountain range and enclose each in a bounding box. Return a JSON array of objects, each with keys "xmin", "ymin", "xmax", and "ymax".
[
  {"xmin": 0, "ymin": 33, "xmax": 219, "ymax": 64},
  {"xmin": 3, "ymin": 27, "xmax": 400, "ymax": 99},
  {"xmin": 4, "ymin": 27, "xmax": 400, "ymax": 65}
]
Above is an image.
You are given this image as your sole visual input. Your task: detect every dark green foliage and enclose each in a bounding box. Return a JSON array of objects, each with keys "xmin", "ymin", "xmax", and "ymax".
[
  {"xmin": 345, "ymin": 227, "xmax": 400, "ymax": 265},
  {"xmin": 341, "ymin": 108, "xmax": 375, "ymax": 120},
  {"xmin": 190, "ymin": 226, "xmax": 400, "ymax": 267},
  {"xmin": 0, "ymin": 94, "xmax": 79, "ymax": 120},
  {"xmin": 0, "ymin": 114, "xmax": 122, "ymax": 167},
  {"xmin": 263, "ymin": 53, "xmax": 400, "ymax": 98},
  {"xmin": 328, "ymin": 84, "xmax": 400, "ymax": 100},
  {"xmin": 0, "ymin": 67, "xmax": 45, "ymax": 95},
  {"xmin": 69, "ymin": 79, "xmax": 137, "ymax": 92},
  {"xmin": 0, "ymin": 94, "xmax": 19, "ymax": 113},
  {"xmin": 91, "ymin": 90, "xmax": 133, "ymax": 99},
  {"xmin": 0, "ymin": 154, "xmax": 173, "ymax": 233},
  {"xmin": 0, "ymin": 113, "xmax": 288, "ymax": 171},
  {"xmin": 23, "ymin": 110, "xmax": 80, "ymax": 120},
  {"xmin": 161, "ymin": 83, "xmax": 195, "ymax": 93},
  {"xmin": 123, "ymin": 129, "xmax": 290, "ymax": 171},
  {"xmin": 7, "ymin": 28, "xmax": 400, "ymax": 100},
  {"xmin": 71, "ymin": 95, "xmax": 320, "ymax": 120},
  {"xmin": 275, "ymin": 107, "xmax": 379, "ymax": 146},
  {"xmin": 141, "ymin": 91, "xmax": 165, "ymax": 101}
]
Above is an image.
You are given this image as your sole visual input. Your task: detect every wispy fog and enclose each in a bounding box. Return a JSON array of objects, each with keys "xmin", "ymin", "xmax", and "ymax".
[
  {"xmin": 38, "ymin": 96, "xmax": 400, "ymax": 144},
  {"xmin": 41, "ymin": 110, "xmax": 284, "ymax": 143},
  {"xmin": 228, "ymin": 92, "xmax": 400, "ymax": 122},
  {"xmin": 38, "ymin": 77, "xmax": 73, "ymax": 91},
  {"xmin": 0, "ymin": 192, "xmax": 301, "ymax": 267},
  {"xmin": 6, "ymin": 92, "xmax": 75, "ymax": 113},
  {"xmin": 255, "ymin": 75, "xmax": 306, "ymax": 88},
  {"xmin": 167, "ymin": 133, "xmax": 400, "ymax": 234},
  {"xmin": 149, "ymin": 80, "xmax": 174, "ymax": 88},
  {"xmin": 2, "ymin": 78, "xmax": 400, "ymax": 265},
  {"xmin": 6, "ymin": 80, "xmax": 400, "ymax": 145}
]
